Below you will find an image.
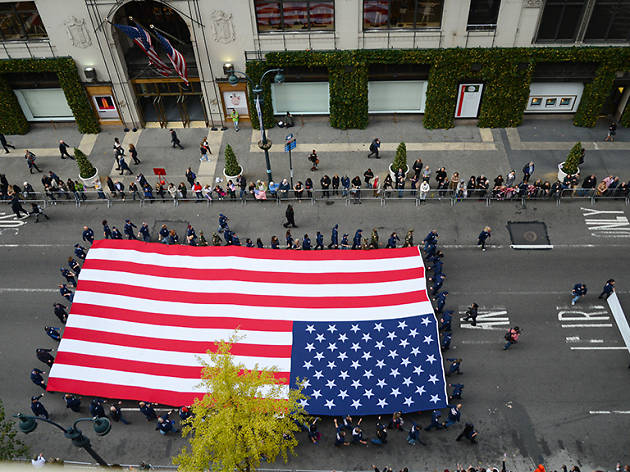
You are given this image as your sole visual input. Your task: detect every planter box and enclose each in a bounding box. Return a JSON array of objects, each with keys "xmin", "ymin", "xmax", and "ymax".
[
  {"xmin": 389, "ymin": 164, "xmax": 409, "ymax": 181},
  {"xmin": 79, "ymin": 168, "xmax": 99, "ymax": 188},
  {"xmin": 223, "ymin": 165, "xmax": 243, "ymax": 182}
]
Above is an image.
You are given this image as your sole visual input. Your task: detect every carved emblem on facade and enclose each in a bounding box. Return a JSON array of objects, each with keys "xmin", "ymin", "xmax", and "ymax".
[
  {"xmin": 209, "ymin": 10, "xmax": 236, "ymax": 44},
  {"xmin": 524, "ymin": 0, "xmax": 544, "ymax": 7},
  {"xmin": 65, "ymin": 16, "xmax": 92, "ymax": 49}
]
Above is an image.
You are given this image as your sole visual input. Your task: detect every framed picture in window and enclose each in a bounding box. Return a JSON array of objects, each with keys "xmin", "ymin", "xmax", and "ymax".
[
  {"xmin": 545, "ymin": 98, "xmax": 557, "ymax": 107},
  {"xmin": 560, "ymin": 97, "xmax": 572, "ymax": 106},
  {"xmin": 530, "ymin": 97, "xmax": 542, "ymax": 106}
]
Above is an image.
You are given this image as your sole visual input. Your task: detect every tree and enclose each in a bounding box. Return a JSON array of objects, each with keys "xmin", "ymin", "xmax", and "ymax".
[
  {"xmin": 0, "ymin": 398, "xmax": 29, "ymax": 461},
  {"xmin": 224, "ymin": 144, "xmax": 241, "ymax": 176},
  {"xmin": 174, "ymin": 339, "xmax": 309, "ymax": 472},
  {"xmin": 562, "ymin": 142, "xmax": 583, "ymax": 175},
  {"xmin": 392, "ymin": 142, "xmax": 407, "ymax": 172},
  {"xmin": 74, "ymin": 148, "xmax": 97, "ymax": 179}
]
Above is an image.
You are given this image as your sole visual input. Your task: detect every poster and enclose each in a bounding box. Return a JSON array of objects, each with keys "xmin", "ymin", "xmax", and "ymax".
[{"xmin": 223, "ymin": 91, "xmax": 248, "ymax": 116}]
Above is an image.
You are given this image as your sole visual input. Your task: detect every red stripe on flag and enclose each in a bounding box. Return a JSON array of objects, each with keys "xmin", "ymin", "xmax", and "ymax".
[
  {"xmin": 62, "ymin": 327, "xmax": 292, "ymax": 357},
  {"xmin": 47, "ymin": 378, "xmax": 203, "ymax": 406},
  {"xmin": 82, "ymin": 259, "xmax": 424, "ymax": 284},
  {"xmin": 54, "ymin": 352, "xmax": 290, "ymax": 382},
  {"xmin": 90, "ymin": 239, "xmax": 422, "ymax": 260},
  {"xmin": 77, "ymin": 280, "xmax": 429, "ymax": 308},
  {"xmin": 69, "ymin": 303, "xmax": 293, "ymax": 331}
]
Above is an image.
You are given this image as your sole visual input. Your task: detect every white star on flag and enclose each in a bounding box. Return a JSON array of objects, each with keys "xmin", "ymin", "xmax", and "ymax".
[
  {"xmin": 312, "ymin": 389, "xmax": 322, "ymax": 399},
  {"xmin": 387, "ymin": 349, "xmax": 398, "ymax": 359},
  {"xmin": 429, "ymin": 394, "xmax": 440, "ymax": 404},
  {"xmin": 390, "ymin": 368, "xmax": 400, "ymax": 378},
  {"xmin": 376, "ymin": 378, "xmax": 387, "ymax": 388},
  {"xmin": 413, "ymin": 365, "xmax": 424, "ymax": 375},
  {"xmin": 375, "ymin": 341, "xmax": 385, "ymax": 350},
  {"xmin": 316, "ymin": 333, "xmax": 326, "ymax": 342},
  {"xmin": 313, "ymin": 370, "xmax": 324, "ymax": 379},
  {"xmin": 303, "ymin": 361, "xmax": 313, "ymax": 370},
  {"xmin": 426, "ymin": 354, "xmax": 436, "ymax": 364},
  {"xmin": 338, "ymin": 390, "xmax": 349, "ymax": 399},
  {"xmin": 305, "ymin": 343, "xmax": 315, "ymax": 352},
  {"xmin": 306, "ymin": 325, "xmax": 316, "ymax": 333},
  {"xmin": 416, "ymin": 385, "xmax": 426, "ymax": 395},
  {"xmin": 300, "ymin": 379, "xmax": 311, "ymax": 389},
  {"xmin": 314, "ymin": 352, "xmax": 324, "ymax": 361},
  {"xmin": 423, "ymin": 335, "xmax": 433, "ymax": 345},
  {"xmin": 421, "ymin": 317, "xmax": 431, "ymax": 326},
  {"xmin": 362, "ymin": 333, "xmax": 372, "ymax": 342},
  {"xmin": 350, "ymin": 360, "xmax": 361, "ymax": 370},
  {"xmin": 410, "ymin": 347, "xmax": 421, "ymax": 356},
  {"xmin": 339, "ymin": 370, "xmax": 349, "ymax": 380},
  {"xmin": 402, "ymin": 377, "xmax": 412, "ymax": 387},
  {"xmin": 327, "ymin": 342, "xmax": 337, "ymax": 352},
  {"xmin": 363, "ymin": 388, "xmax": 374, "ymax": 399},
  {"xmin": 375, "ymin": 359, "xmax": 386, "ymax": 369},
  {"xmin": 401, "ymin": 357, "xmax": 411, "ymax": 367},
  {"xmin": 326, "ymin": 379, "xmax": 336, "ymax": 389},
  {"xmin": 338, "ymin": 352, "xmax": 348, "ymax": 361},
  {"xmin": 361, "ymin": 351, "xmax": 372, "ymax": 361},
  {"xmin": 377, "ymin": 398, "xmax": 388, "ymax": 408},
  {"xmin": 351, "ymin": 399, "xmax": 362, "ymax": 409},
  {"xmin": 350, "ymin": 324, "xmax": 361, "ymax": 333},
  {"xmin": 386, "ymin": 331, "xmax": 397, "ymax": 340},
  {"xmin": 338, "ymin": 333, "xmax": 348, "ymax": 343},
  {"xmin": 298, "ymin": 399, "xmax": 309, "ymax": 407},
  {"xmin": 363, "ymin": 369, "xmax": 374, "ymax": 379},
  {"xmin": 324, "ymin": 399, "xmax": 336, "ymax": 409},
  {"xmin": 400, "ymin": 338, "xmax": 409, "ymax": 348},
  {"xmin": 408, "ymin": 328, "xmax": 419, "ymax": 338},
  {"xmin": 428, "ymin": 374, "xmax": 439, "ymax": 384},
  {"xmin": 351, "ymin": 379, "xmax": 362, "ymax": 389},
  {"xmin": 390, "ymin": 387, "xmax": 401, "ymax": 398},
  {"xmin": 327, "ymin": 324, "xmax": 337, "ymax": 333},
  {"xmin": 327, "ymin": 361, "xmax": 336, "ymax": 369},
  {"xmin": 398, "ymin": 320, "xmax": 408, "ymax": 329},
  {"xmin": 350, "ymin": 343, "xmax": 361, "ymax": 352},
  {"xmin": 373, "ymin": 322, "xmax": 384, "ymax": 332},
  {"xmin": 403, "ymin": 397, "xmax": 414, "ymax": 407}
]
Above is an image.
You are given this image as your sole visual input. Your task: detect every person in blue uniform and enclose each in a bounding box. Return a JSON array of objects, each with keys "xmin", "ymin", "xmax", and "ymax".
[
  {"xmin": 82, "ymin": 226, "xmax": 94, "ymax": 244},
  {"xmin": 67, "ymin": 257, "xmax": 81, "ymax": 274},
  {"xmin": 434, "ymin": 290, "xmax": 448, "ymax": 313},
  {"xmin": 386, "ymin": 232, "xmax": 399, "ymax": 248},
  {"xmin": 31, "ymin": 395, "xmax": 49, "ymax": 419},
  {"xmin": 64, "ymin": 394, "xmax": 81, "ymax": 412},
  {"xmin": 218, "ymin": 214, "xmax": 229, "ymax": 233},
  {"xmin": 60, "ymin": 267, "xmax": 76, "ymax": 287},
  {"xmin": 139, "ymin": 223, "xmax": 151, "ymax": 242},
  {"xmin": 424, "ymin": 410, "xmax": 443, "ymax": 431},
  {"xmin": 44, "ymin": 326, "xmax": 61, "ymax": 342},
  {"xmin": 302, "ymin": 234, "xmax": 311, "ymax": 250},
  {"xmin": 246, "ymin": 238, "xmax": 254, "ymax": 248},
  {"xmin": 446, "ymin": 358, "xmax": 463, "ymax": 376},
  {"xmin": 407, "ymin": 420, "xmax": 427, "ymax": 445},
  {"xmin": 352, "ymin": 229, "xmax": 363, "ymax": 250},
  {"xmin": 328, "ymin": 224, "xmax": 339, "ymax": 249},
  {"xmin": 53, "ymin": 303, "xmax": 67, "ymax": 324},
  {"xmin": 256, "ymin": 238, "xmax": 264, "ymax": 248},
  {"xmin": 429, "ymin": 273, "xmax": 446, "ymax": 293},
  {"xmin": 340, "ymin": 233, "xmax": 350, "ymax": 249},
  {"xmin": 102, "ymin": 220, "xmax": 112, "ymax": 239},
  {"xmin": 449, "ymin": 383, "xmax": 464, "ymax": 401},
  {"xmin": 30, "ymin": 368, "xmax": 46, "ymax": 389},
  {"xmin": 159, "ymin": 224, "xmax": 169, "ymax": 244},
  {"xmin": 139, "ymin": 402, "xmax": 157, "ymax": 421},
  {"xmin": 598, "ymin": 279, "xmax": 615, "ymax": 300},
  {"xmin": 477, "ymin": 226, "xmax": 491, "ymax": 251},
  {"xmin": 314, "ymin": 231, "xmax": 324, "ymax": 250},
  {"xmin": 456, "ymin": 422, "xmax": 478, "ymax": 443},
  {"xmin": 231, "ymin": 233, "xmax": 241, "ymax": 246},
  {"xmin": 271, "ymin": 236, "xmax": 280, "ymax": 249},
  {"xmin": 90, "ymin": 398, "xmax": 105, "ymax": 417},
  {"xmin": 440, "ymin": 310, "xmax": 453, "ymax": 332},
  {"xmin": 223, "ymin": 228, "xmax": 233, "ymax": 245},
  {"xmin": 124, "ymin": 219, "xmax": 137, "ymax": 239},
  {"xmin": 423, "ymin": 230, "xmax": 438, "ymax": 251},
  {"xmin": 58, "ymin": 284, "xmax": 73, "ymax": 302},
  {"xmin": 111, "ymin": 226, "xmax": 123, "ymax": 239},
  {"xmin": 443, "ymin": 404, "xmax": 462, "ymax": 428},
  {"xmin": 74, "ymin": 244, "xmax": 86, "ymax": 259},
  {"xmin": 441, "ymin": 332, "xmax": 452, "ymax": 351},
  {"xmin": 186, "ymin": 225, "xmax": 197, "ymax": 245}
]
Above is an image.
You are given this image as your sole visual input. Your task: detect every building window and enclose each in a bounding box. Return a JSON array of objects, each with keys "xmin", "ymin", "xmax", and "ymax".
[
  {"xmin": 254, "ymin": 0, "xmax": 334, "ymax": 32},
  {"xmin": 0, "ymin": 2, "xmax": 47, "ymax": 40},
  {"xmin": 535, "ymin": 0, "xmax": 585, "ymax": 42},
  {"xmin": 363, "ymin": 0, "xmax": 444, "ymax": 30},
  {"xmin": 584, "ymin": 0, "xmax": 630, "ymax": 41},
  {"xmin": 467, "ymin": 0, "xmax": 501, "ymax": 30}
]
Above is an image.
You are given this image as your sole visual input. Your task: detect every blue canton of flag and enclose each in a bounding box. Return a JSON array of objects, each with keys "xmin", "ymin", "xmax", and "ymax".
[{"xmin": 290, "ymin": 315, "xmax": 447, "ymax": 416}]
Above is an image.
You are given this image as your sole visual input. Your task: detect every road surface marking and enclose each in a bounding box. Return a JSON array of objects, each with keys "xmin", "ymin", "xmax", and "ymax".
[
  {"xmin": 561, "ymin": 324, "xmax": 613, "ymax": 328},
  {"xmin": 570, "ymin": 346, "xmax": 627, "ymax": 350},
  {"xmin": 0, "ymin": 288, "xmax": 57, "ymax": 292},
  {"xmin": 460, "ymin": 309, "xmax": 509, "ymax": 330},
  {"xmin": 589, "ymin": 410, "xmax": 630, "ymax": 414},
  {"xmin": 565, "ymin": 337, "xmax": 604, "ymax": 343}
]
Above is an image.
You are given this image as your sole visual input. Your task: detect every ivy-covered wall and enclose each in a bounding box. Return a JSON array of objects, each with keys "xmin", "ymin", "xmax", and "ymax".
[
  {"xmin": 0, "ymin": 57, "xmax": 100, "ymax": 135},
  {"xmin": 246, "ymin": 47, "xmax": 630, "ymax": 130}
]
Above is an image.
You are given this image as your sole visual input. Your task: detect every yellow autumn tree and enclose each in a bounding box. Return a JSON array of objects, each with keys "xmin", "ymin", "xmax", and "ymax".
[{"xmin": 174, "ymin": 339, "xmax": 309, "ymax": 472}]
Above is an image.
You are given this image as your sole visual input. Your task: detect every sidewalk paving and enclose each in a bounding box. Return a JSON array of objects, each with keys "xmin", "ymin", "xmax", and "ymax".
[{"xmin": 1, "ymin": 117, "xmax": 628, "ymax": 195}]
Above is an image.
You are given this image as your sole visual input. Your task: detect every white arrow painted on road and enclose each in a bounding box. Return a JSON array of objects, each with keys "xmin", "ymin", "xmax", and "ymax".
[{"xmin": 460, "ymin": 309, "xmax": 509, "ymax": 330}]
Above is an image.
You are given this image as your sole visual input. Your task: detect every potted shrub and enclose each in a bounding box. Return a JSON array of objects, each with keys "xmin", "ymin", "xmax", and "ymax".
[
  {"xmin": 223, "ymin": 144, "xmax": 243, "ymax": 181},
  {"xmin": 75, "ymin": 148, "xmax": 99, "ymax": 187},
  {"xmin": 389, "ymin": 142, "xmax": 409, "ymax": 180},
  {"xmin": 558, "ymin": 141, "xmax": 582, "ymax": 181}
]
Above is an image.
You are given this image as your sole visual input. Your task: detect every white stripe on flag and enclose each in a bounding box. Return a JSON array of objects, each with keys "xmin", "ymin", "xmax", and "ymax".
[
  {"xmin": 78, "ymin": 269, "xmax": 426, "ymax": 297},
  {"xmin": 58, "ymin": 339, "xmax": 291, "ymax": 371},
  {"xmin": 74, "ymin": 291, "xmax": 435, "ymax": 321},
  {"xmin": 67, "ymin": 314, "xmax": 292, "ymax": 345},
  {"xmin": 50, "ymin": 364, "xmax": 290, "ymax": 397}
]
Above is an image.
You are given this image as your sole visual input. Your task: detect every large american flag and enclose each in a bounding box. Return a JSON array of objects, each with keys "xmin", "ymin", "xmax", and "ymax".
[
  {"xmin": 154, "ymin": 31, "xmax": 189, "ymax": 86},
  {"xmin": 114, "ymin": 24, "xmax": 171, "ymax": 76},
  {"xmin": 48, "ymin": 240, "xmax": 447, "ymax": 414}
]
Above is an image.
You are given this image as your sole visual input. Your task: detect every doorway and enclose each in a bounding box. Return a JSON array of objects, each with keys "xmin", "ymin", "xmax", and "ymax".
[{"xmin": 133, "ymin": 79, "xmax": 208, "ymax": 127}]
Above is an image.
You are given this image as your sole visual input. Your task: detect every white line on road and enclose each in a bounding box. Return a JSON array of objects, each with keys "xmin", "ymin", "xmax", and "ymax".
[
  {"xmin": 0, "ymin": 288, "xmax": 57, "ymax": 292},
  {"xmin": 120, "ymin": 408, "xmax": 172, "ymax": 412},
  {"xmin": 561, "ymin": 324, "xmax": 613, "ymax": 328},
  {"xmin": 570, "ymin": 346, "xmax": 627, "ymax": 350},
  {"xmin": 589, "ymin": 410, "xmax": 630, "ymax": 414},
  {"xmin": 0, "ymin": 244, "xmax": 70, "ymax": 248},
  {"xmin": 460, "ymin": 340, "xmax": 497, "ymax": 344}
]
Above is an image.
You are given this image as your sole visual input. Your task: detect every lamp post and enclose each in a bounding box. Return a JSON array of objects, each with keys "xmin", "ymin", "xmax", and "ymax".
[
  {"xmin": 226, "ymin": 66, "xmax": 284, "ymax": 184},
  {"xmin": 15, "ymin": 414, "xmax": 111, "ymax": 467}
]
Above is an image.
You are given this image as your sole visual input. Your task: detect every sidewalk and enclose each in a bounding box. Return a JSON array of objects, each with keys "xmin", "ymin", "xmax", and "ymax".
[{"xmin": 1, "ymin": 116, "xmax": 628, "ymax": 193}]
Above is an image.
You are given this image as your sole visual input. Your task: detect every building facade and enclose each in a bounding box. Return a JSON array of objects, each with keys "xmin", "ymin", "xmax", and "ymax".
[{"xmin": 0, "ymin": 0, "xmax": 629, "ymax": 131}]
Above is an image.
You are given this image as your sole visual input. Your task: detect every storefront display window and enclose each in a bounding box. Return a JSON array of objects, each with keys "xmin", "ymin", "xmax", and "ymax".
[
  {"xmin": 255, "ymin": 0, "xmax": 334, "ymax": 32},
  {"xmin": 0, "ymin": 1, "xmax": 47, "ymax": 40},
  {"xmin": 363, "ymin": 0, "xmax": 443, "ymax": 30}
]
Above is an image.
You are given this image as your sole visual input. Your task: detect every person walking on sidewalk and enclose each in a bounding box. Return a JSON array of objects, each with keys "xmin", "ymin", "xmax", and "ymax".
[
  {"xmin": 598, "ymin": 279, "xmax": 616, "ymax": 299},
  {"xmin": 0, "ymin": 133, "xmax": 15, "ymax": 153},
  {"xmin": 230, "ymin": 108, "xmax": 240, "ymax": 132},
  {"xmin": 200, "ymin": 139, "xmax": 210, "ymax": 161},
  {"xmin": 128, "ymin": 143, "xmax": 141, "ymax": 164},
  {"xmin": 59, "ymin": 140, "xmax": 74, "ymax": 159},
  {"xmin": 24, "ymin": 150, "xmax": 41, "ymax": 174},
  {"xmin": 571, "ymin": 283, "xmax": 587, "ymax": 305},
  {"xmin": 308, "ymin": 150, "xmax": 319, "ymax": 171},
  {"xmin": 605, "ymin": 121, "xmax": 617, "ymax": 142},
  {"xmin": 283, "ymin": 204, "xmax": 297, "ymax": 228},
  {"xmin": 504, "ymin": 326, "xmax": 520, "ymax": 350},
  {"xmin": 367, "ymin": 138, "xmax": 381, "ymax": 159},
  {"xmin": 477, "ymin": 226, "xmax": 491, "ymax": 251},
  {"xmin": 170, "ymin": 129, "xmax": 184, "ymax": 149},
  {"xmin": 522, "ymin": 161, "xmax": 535, "ymax": 183}
]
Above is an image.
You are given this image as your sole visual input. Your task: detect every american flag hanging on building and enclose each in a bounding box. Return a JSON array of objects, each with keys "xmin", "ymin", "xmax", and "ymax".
[
  {"xmin": 154, "ymin": 31, "xmax": 189, "ymax": 86},
  {"xmin": 47, "ymin": 241, "xmax": 448, "ymax": 414},
  {"xmin": 114, "ymin": 24, "xmax": 171, "ymax": 76}
]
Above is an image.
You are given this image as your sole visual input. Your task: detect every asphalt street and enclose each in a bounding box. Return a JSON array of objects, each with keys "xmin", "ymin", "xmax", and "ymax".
[{"xmin": 0, "ymin": 198, "xmax": 628, "ymax": 470}]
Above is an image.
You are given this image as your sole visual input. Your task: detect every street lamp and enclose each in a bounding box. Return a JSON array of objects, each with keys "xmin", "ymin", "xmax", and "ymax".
[
  {"xmin": 15, "ymin": 414, "xmax": 111, "ymax": 467},
  {"xmin": 226, "ymin": 66, "xmax": 284, "ymax": 183}
]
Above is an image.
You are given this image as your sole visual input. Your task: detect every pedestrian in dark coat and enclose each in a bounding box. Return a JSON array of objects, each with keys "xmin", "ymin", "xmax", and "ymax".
[
  {"xmin": 477, "ymin": 226, "xmax": 491, "ymax": 251},
  {"xmin": 463, "ymin": 303, "xmax": 479, "ymax": 326},
  {"xmin": 30, "ymin": 368, "xmax": 46, "ymax": 389},
  {"xmin": 64, "ymin": 394, "xmax": 81, "ymax": 412},
  {"xmin": 170, "ymin": 129, "xmax": 184, "ymax": 149},
  {"xmin": 328, "ymin": 224, "xmax": 339, "ymax": 249},
  {"xmin": 0, "ymin": 133, "xmax": 15, "ymax": 153},
  {"xmin": 36, "ymin": 348, "xmax": 55, "ymax": 367},
  {"xmin": 598, "ymin": 279, "xmax": 615, "ymax": 299},
  {"xmin": 456, "ymin": 422, "xmax": 478, "ymax": 443},
  {"xmin": 58, "ymin": 140, "xmax": 74, "ymax": 159},
  {"xmin": 11, "ymin": 194, "xmax": 28, "ymax": 218},
  {"xmin": 31, "ymin": 395, "xmax": 49, "ymax": 419},
  {"xmin": 283, "ymin": 204, "xmax": 297, "ymax": 228}
]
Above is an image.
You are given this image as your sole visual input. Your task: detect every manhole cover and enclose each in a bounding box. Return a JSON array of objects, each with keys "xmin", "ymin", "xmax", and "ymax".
[{"xmin": 507, "ymin": 221, "xmax": 552, "ymax": 250}]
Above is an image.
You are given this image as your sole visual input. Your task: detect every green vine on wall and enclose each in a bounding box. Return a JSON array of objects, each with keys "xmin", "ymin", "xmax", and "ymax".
[
  {"xmin": 248, "ymin": 46, "xmax": 630, "ymax": 130},
  {"xmin": 0, "ymin": 57, "xmax": 99, "ymax": 135}
]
